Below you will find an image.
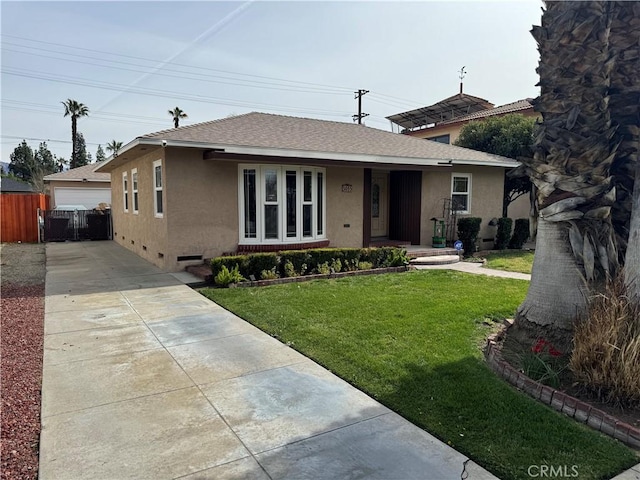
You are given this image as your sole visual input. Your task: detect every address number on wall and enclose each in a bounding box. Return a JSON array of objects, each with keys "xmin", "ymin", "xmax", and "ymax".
[{"xmin": 342, "ymin": 184, "xmax": 353, "ymax": 193}]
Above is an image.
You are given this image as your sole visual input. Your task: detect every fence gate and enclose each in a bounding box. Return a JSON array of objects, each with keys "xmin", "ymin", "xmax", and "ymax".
[{"xmin": 42, "ymin": 210, "xmax": 111, "ymax": 242}]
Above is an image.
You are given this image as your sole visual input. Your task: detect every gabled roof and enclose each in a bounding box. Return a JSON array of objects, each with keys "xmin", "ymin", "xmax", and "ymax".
[
  {"xmin": 0, "ymin": 176, "xmax": 35, "ymax": 192},
  {"xmin": 386, "ymin": 93, "xmax": 494, "ymax": 131},
  {"xmin": 98, "ymin": 112, "xmax": 518, "ymax": 172},
  {"xmin": 44, "ymin": 161, "xmax": 110, "ymax": 183},
  {"xmin": 435, "ymin": 98, "xmax": 535, "ymax": 126}
]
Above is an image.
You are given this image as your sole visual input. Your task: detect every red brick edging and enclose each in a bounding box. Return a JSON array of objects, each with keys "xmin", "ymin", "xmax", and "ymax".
[{"xmin": 485, "ymin": 322, "xmax": 640, "ymax": 449}]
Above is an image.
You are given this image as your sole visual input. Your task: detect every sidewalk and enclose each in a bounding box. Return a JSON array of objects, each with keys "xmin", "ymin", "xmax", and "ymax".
[
  {"xmin": 40, "ymin": 241, "xmax": 497, "ymax": 480},
  {"xmin": 414, "ymin": 261, "xmax": 532, "ymax": 281}
]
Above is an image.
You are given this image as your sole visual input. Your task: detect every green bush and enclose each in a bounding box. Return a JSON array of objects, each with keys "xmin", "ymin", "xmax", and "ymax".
[
  {"xmin": 307, "ymin": 249, "xmax": 343, "ymax": 272},
  {"xmin": 495, "ymin": 218, "xmax": 513, "ymax": 250},
  {"xmin": 341, "ymin": 248, "xmax": 362, "ymax": 271},
  {"xmin": 315, "ymin": 262, "xmax": 331, "ymax": 275},
  {"xmin": 211, "ymin": 255, "xmax": 247, "ymax": 278},
  {"xmin": 214, "ymin": 265, "xmax": 244, "ymax": 287},
  {"xmin": 509, "ymin": 218, "xmax": 530, "ymax": 249},
  {"xmin": 246, "ymin": 253, "xmax": 278, "ymax": 278},
  {"xmin": 260, "ymin": 268, "xmax": 278, "ymax": 280},
  {"xmin": 457, "ymin": 217, "xmax": 482, "ymax": 256},
  {"xmin": 358, "ymin": 261, "xmax": 373, "ymax": 270},
  {"xmin": 279, "ymin": 250, "xmax": 311, "ymax": 276}
]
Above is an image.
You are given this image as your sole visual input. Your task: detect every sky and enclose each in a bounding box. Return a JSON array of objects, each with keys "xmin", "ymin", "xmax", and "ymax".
[{"xmin": 1, "ymin": 0, "xmax": 542, "ymax": 165}]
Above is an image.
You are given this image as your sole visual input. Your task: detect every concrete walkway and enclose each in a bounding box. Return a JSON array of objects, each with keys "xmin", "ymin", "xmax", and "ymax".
[
  {"xmin": 414, "ymin": 260, "xmax": 532, "ymax": 281},
  {"xmin": 40, "ymin": 241, "xmax": 497, "ymax": 480}
]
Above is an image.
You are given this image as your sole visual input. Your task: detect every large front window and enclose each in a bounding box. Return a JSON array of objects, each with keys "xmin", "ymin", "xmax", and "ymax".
[{"xmin": 239, "ymin": 165, "xmax": 326, "ymax": 243}]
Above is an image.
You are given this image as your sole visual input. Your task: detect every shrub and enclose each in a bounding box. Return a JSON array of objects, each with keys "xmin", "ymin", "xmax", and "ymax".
[
  {"xmin": 495, "ymin": 218, "xmax": 513, "ymax": 250},
  {"xmin": 279, "ymin": 250, "xmax": 311, "ymax": 276},
  {"xmin": 211, "ymin": 255, "xmax": 247, "ymax": 278},
  {"xmin": 307, "ymin": 249, "xmax": 341, "ymax": 271},
  {"xmin": 330, "ymin": 258, "xmax": 342, "ymax": 273},
  {"xmin": 570, "ymin": 276, "xmax": 640, "ymax": 407},
  {"xmin": 379, "ymin": 247, "xmax": 409, "ymax": 267},
  {"xmin": 246, "ymin": 253, "xmax": 278, "ymax": 278},
  {"xmin": 283, "ymin": 260, "xmax": 296, "ymax": 278},
  {"xmin": 214, "ymin": 265, "xmax": 244, "ymax": 287},
  {"xmin": 260, "ymin": 268, "xmax": 278, "ymax": 280},
  {"xmin": 315, "ymin": 262, "xmax": 331, "ymax": 275},
  {"xmin": 358, "ymin": 261, "xmax": 373, "ymax": 270},
  {"xmin": 341, "ymin": 248, "xmax": 362, "ymax": 271},
  {"xmin": 509, "ymin": 218, "xmax": 530, "ymax": 249},
  {"xmin": 457, "ymin": 217, "xmax": 482, "ymax": 256}
]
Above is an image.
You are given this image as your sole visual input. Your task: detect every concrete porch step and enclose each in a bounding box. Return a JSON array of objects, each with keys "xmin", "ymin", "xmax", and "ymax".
[{"xmin": 410, "ymin": 255, "xmax": 460, "ymax": 266}]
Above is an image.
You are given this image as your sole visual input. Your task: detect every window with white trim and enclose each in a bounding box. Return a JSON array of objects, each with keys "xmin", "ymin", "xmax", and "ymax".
[
  {"xmin": 239, "ymin": 165, "xmax": 326, "ymax": 243},
  {"xmin": 122, "ymin": 172, "xmax": 129, "ymax": 212},
  {"xmin": 153, "ymin": 160, "xmax": 163, "ymax": 217},
  {"xmin": 132, "ymin": 168, "xmax": 139, "ymax": 214},
  {"xmin": 451, "ymin": 173, "xmax": 471, "ymax": 214}
]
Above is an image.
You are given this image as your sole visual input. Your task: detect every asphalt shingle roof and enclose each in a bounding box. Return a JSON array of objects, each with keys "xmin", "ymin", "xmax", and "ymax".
[
  {"xmin": 0, "ymin": 176, "xmax": 35, "ymax": 192},
  {"xmin": 140, "ymin": 112, "xmax": 516, "ymax": 166},
  {"xmin": 44, "ymin": 161, "xmax": 110, "ymax": 182}
]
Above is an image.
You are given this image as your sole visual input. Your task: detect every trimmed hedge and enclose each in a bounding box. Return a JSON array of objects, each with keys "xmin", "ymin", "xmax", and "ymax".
[
  {"xmin": 457, "ymin": 217, "xmax": 482, "ymax": 256},
  {"xmin": 495, "ymin": 218, "xmax": 513, "ymax": 250},
  {"xmin": 509, "ymin": 218, "xmax": 530, "ymax": 249},
  {"xmin": 210, "ymin": 247, "xmax": 408, "ymax": 284}
]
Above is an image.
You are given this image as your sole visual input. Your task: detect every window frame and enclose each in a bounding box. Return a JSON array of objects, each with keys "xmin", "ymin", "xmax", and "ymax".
[
  {"xmin": 451, "ymin": 173, "xmax": 472, "ymax": 215},
  {"xmin": 122, "ymin": 172, "xmax": 129, "ymax": 213},
  {"xmin": 131, "ymin": 168, "xmax": 139, "ymax": 214},
  {"xmin": 426, "ymin": 134, "xmax": 451, "ymax": 144},
  {"xmin": 238, "ymin": 164, "xmax": 326, "ymax": 245},
  {"xmin": 153, "ymin": 159, "xmax": 163, "ymax": 218}
]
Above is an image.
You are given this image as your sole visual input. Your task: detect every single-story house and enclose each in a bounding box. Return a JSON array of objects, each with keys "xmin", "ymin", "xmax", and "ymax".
[
  {"xmin": 97, "ymin": 112, "xmax": 519, "ymax": 271},
  {"xmin": 44, "ymin": 161, "xmax": 111, "ymax": 209}
]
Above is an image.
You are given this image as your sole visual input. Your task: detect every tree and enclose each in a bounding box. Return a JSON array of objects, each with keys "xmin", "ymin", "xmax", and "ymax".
[
  {"xmin": 74, "ymin": 132, "xmax": 91, "ymax": 167},
  {"xmin": 8, "ymin": 140, "xmax": 35, "ymax": 181},
  {"xmin": 168, "ymin": 107, "xmax": 188, "ymax": 128},
  {"xmin": 512, "ymin": 1, "xmax": 638, "ymax": 346},
  {"xmin": 454, "ymin": 114, "xmax": 536, "ymax": 217},
  {"xmin": 30, "ymin": 142, "xmax": 60, "ymax": 192},
  {"xmin": 61, "ymin": 99, "xmax": 89, "ymax": 169},
  {"xmin": 106, "ymin": 140, "xmax": 123, "ymax": 157},
  {"xmin": 95, "ymin": 144, "xmax": 106, "ymax": 163}
]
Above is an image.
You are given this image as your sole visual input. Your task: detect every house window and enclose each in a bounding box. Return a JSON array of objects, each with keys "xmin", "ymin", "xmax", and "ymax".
[
  {"xmin": 427, "ymin": 134, "xmax": 450, "ymax": 144},
  {"xmin": 451, "ymin": 173, "xmax": 471, "ymax": 214},
  {"xmin": 122, "ymin": 172, "xmax": 129, "ymax": 212},
  {"xmin": 239, "ymin": 165, "xmax": 326, "ymax": 244},
  {"xmin": 153, "ymin": 160, "xmax": 163, "ymax": 217},
  {"xmin": 132, "ymin": 168, "xmax": 139, "ymax": 214}
]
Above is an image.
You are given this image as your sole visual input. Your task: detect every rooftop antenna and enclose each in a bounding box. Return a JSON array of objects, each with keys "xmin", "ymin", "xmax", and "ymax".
[{"xmin": 458, "ymin": 66, "xmax": 467, "ymax": 94}]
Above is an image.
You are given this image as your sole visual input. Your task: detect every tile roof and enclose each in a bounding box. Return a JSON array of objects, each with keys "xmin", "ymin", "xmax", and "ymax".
[
  {"xmin": 137, "ymin": 112, "xmax": 516, "ymax": 167},
  {"xmin": 0, "ymin": 176, "xmax": 35, "ymax": 192},
  {"xmin": 44, "ymin": 161, "xmax": 110, "ymax": 182},
  {"xmin": 437, "ymin": 99, "xmax": 535, "ymax": 125}
]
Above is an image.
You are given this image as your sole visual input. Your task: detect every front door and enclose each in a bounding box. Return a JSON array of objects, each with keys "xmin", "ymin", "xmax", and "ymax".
[{"xmin": 371, "ymin": 172, "xmax": 388, "ymax": 237}]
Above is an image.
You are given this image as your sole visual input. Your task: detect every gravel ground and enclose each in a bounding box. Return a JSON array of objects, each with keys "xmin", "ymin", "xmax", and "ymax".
[{"xmin": 1, "ymin": 243, "xmax": 46, "ymax": 480}]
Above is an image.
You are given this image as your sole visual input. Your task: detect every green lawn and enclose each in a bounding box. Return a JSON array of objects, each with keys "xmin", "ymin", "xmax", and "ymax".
[
  {"xmin": 200, "ymin": 270, "xmax": 637, "ymax": 480},
  {"xmin": 483, "ymin": 250, "xmax": 535, "ymax": 274}
]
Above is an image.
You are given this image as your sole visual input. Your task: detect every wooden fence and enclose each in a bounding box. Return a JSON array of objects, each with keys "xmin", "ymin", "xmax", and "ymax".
[{"xmin": 0, "ymin": 193, "xmax": 50, "ymax": 243}]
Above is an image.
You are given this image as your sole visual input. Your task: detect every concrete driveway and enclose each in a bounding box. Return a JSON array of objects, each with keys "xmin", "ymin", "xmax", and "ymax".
[{"xmin": 40, "ymin": 241, "xmax": 497, "ymax": 480}]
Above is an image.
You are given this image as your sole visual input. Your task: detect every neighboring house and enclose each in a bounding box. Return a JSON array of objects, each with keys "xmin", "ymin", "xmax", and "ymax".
[
  {"xmin": 387, "ymin": 92, "xmax": 537, "ymax": 144},
  {"xmin": 0, "ymin": 176, "xmax": 35, "ymax": 193},
  {"xmin": 97, "ymin": 112, "xmax": 519, "ymax": 271},
  {"xmin": 44, "ymin": 162, "xmax": 111, "ymax": 209}
]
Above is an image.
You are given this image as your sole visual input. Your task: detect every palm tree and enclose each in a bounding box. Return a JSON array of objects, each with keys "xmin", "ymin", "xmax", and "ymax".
[
  {"xmin": 513, "ymin": 1, "xmax": 634, "ymax": 344},
  {"xmin": 61, "ymin": 99, "xmax": 89, "ymax": 169},
  {"xmin": 168, "ymin": 107, "xmax": 188, "ymax": 128},
  {"xmin": 105, "ymin": 140, "xmax": 123, "ymax": 157}
]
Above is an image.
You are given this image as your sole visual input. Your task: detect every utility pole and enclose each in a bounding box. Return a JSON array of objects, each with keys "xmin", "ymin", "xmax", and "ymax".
[{"xmin": 353, "ymin": 89, "xmax": 369, "ymax": 124}]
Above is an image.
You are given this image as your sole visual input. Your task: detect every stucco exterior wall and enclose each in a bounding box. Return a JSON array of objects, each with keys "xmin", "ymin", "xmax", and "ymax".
[
  {"xmin": 109, "ymin": 150, "xmax": 169, "ymax": 269},
  {"xmin": 164, "ymin": 151, "xmax": 238, "ymax": 271},
  {"xmin": 421, "ymin": 166, "xmax": 507, "ymax": 250},
  {"xmin": 507, "ymin": 193, "xmax": 531, "ymax": 221},
  {"xmin": 326, "ymin": 166, "xmax": 364, "ymax": 248}
]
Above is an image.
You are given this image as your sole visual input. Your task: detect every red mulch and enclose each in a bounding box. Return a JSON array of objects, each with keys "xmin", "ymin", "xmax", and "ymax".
[{"xmin": 1, "ymin": 284, "xmax": 45, "ymax": 480}]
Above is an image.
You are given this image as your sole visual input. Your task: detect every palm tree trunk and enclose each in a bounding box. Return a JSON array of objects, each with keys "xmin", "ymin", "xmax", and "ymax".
[
  {"xmin": 71, "ymin": 116, "xmax": 77, "ymax": 169},
  {"xmin": 626, "ymin": 159, "xmax": 640, "ymax": 301},
  {"xmin": 174, "ymin": 118, "xmax": 179, "ymax": 128}
]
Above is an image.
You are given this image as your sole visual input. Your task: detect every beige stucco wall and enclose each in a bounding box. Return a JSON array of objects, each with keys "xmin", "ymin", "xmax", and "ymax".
[
  {"xmin": 508, "ymin": 193, "xmax": 531, "ymax": 221},
  {"xmin": 109, "ymin": 151, "xmax": 169, "ymax": 270},
  {"xmin": 164, "ymin": 151, "xmax": 239, "ymax": 271},
  {"xmin": 326, "ymin": 166, "xmax": 364, "ymax": 248},
  {"xmin": 421, "ymin": 166, "xmax": 507, "ymax": 250}
]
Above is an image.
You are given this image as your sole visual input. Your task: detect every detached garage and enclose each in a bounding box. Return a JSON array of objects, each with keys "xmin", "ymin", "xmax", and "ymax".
[{"xmin": 44, "ymin": 161, "xmax": 111, "ymax": 209}]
